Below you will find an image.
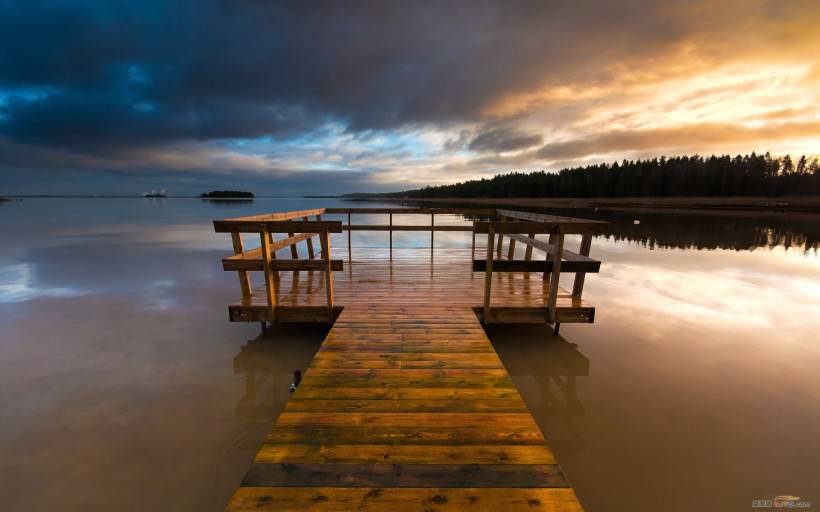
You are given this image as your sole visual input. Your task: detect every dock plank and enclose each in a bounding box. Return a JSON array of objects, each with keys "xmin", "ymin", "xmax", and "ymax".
[{"xmin": 225, "ymin": 306, "xmax": 583, "ymax": 511}]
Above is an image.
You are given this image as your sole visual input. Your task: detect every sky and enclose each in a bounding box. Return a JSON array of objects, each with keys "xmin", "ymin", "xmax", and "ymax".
[{"xmin": 1, "ymin": 0, "xmax": 820, "ymax": 196}]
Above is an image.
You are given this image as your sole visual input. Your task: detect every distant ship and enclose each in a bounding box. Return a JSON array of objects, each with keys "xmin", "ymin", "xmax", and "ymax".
[{"xmin": 142, "ymin": 189, "xmax": 167, "ymax": 198}]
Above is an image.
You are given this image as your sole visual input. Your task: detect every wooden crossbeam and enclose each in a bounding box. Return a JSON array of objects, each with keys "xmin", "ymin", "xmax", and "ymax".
[
  {"xmin": 497, "ymin": 208, "xmax": 608, "ymax": 228},
  {"xmin": 472, "ymin": 259, "xmax": 600, "ymax": 273},
  {"xmin": 505, "ymin": 234, "xmax": 597, "ymax": 263},
  {"xmin": 214, "ymin": 220, "xmax": 343, "ymax": 233},
  {"xmin": 473, "ymin": 221, "xmax": 602, "ymax": 234},
  {"xmin": 224, "ymin": 258, "xmax": 343, "ymax": 272},
  {"xmin": 324, "ymin": 207, "xmax": 497, "ymax": 215},
  {"xmin": 344, "ymin": 225, "xmax": 472, "ymax": 231},
  {"xmin": 220, "ymin": 208, "xmax": 326, "ymax": 222}
]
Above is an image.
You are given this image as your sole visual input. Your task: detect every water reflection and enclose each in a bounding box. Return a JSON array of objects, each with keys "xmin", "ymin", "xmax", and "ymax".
[
  {"xmin": 486, "ymin": 324, "xmax": 590, "ymax": 448},
  {"xmin": 0, "ymin": 262, "xmax": 86, "ymax": 303},
  {"xmin": 232, "ymin": 325, "xmax": 326, "ymax": 422},
  {"xmin": 1, "ymin": 198, "xmax": 819, "ymax": 511},
  {"xmin": 545, "ymin": 208, "xmax": 820, "ymax": 252}
]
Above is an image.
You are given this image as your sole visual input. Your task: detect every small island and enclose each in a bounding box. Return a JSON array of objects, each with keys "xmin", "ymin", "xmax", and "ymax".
[
  {"xmin": 0, "ymin": 196, "xmax": 10, "ymax": 202},
  {"xmin": 199, "ymin": 190, "xmax": 254, "ymax": 199}
]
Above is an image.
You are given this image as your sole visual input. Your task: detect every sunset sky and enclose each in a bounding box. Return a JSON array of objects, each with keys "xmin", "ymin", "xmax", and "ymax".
[{"xmin": 2, "ymin": 1, "xmax": 820, "ymax": 195}]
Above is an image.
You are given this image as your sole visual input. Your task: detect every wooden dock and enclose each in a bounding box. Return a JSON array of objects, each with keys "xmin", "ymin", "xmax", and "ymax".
[
  {"xmin": 215, "ymin": 208, "xmax": 606, "ymax": 511},
  {"xmin": 227, "ymin": 305, "xmax": 582, "ymax": 511}
]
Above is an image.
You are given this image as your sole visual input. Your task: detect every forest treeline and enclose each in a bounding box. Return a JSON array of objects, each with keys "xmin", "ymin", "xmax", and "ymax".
[{"xmin": 368, "ymin": 153, "xmax": 820, "ymax": 198}]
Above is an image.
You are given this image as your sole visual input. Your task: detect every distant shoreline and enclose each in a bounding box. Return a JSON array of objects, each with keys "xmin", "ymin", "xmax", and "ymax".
[{"xmin": 351, "ymin": 196, "xmax": 820, "ymax": 215}]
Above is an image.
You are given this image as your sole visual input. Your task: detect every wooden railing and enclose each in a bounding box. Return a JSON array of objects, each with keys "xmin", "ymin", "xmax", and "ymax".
[
  {"xmin": 214, "ymin": 208, "xmax": 343, "ymax": 322},
  {"xmin": 324, "ymin": 207, "xmax": 495, "ymax": 260},
  {"xmin": 472, "ymin": 210, "xmax": 605, "ymax": 327},
  {"xmin": 214, "ymin": 207, "xmax": 606, "ymax": 327}
]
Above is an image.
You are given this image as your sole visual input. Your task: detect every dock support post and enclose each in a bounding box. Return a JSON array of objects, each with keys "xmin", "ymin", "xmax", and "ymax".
[
  {"xmin": 483, "ymin": 228, "xmax": 495, "ymax": 322},
  {"xmin": 553, "ymin": 322, "xmax": 560, "ymax": 336},
  {"xmin": 546, "ymin": 229, "xmax": 564, "ymax": 324},
  {"xmin": 572, "ymin": 233, "xmax": 593, "ymax": 299},
  {"xmin": 230, "ymin": 232, "xmax": 252, "ymax": 299},
  {"xmin": 320, "ymin": 230, "xmax": 334, "ymax": 321},
  {"xmin": 259, "ymin": 228, "xmax": 277, "ymax": 324}
]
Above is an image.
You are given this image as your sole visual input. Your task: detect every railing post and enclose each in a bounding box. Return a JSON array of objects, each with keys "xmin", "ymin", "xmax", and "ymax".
[
  {"xmin": 389, "ymin": 212, "xmax": 393, "ymax": 260},
  {"xmin": 259, "ymin": 228, "xmax": 277, "ymax": 323},
  {"xmin": 431, "ymin": 213, "xmax": 434, "ymax": 257},
  {"xmin": 543, "ymin": 232, "xmax": 556, "ymax": 282},
  {"xmin": 483, "ymin": 227, "xmax": 495, "ymax": 322},
  {"xmin": 507, "ymin": 237, "xmax": 516, "ymax": 260},
  {"xmin": 347, "ymin": 212, "xmax": 352, "ymax": 265},
  {"xmin": 230, "ymin": 232, "xmax": 252, "ymax": 299},
  {"xmin": 547, "ymin": 228, "xmax": 564, "ymax": 324},
  {"xmin": 269, "ymin": 231, "xmax": 279, "ymax": 281},
  {"xmin": 496, "ymin": 231, "xmax": 504, "ymax": 256},
  {"xmin": 471, "ymin": 222, "xmax": 476, "ymax": 261},
  {"xmin": 572, "ymin": 233, "xmax": 593, "ymax": 300},
  {"xmin": 315, "ymin": 213, "xmax": 323, "ymax": 259},
  {"xmin": 524, "ymin": 233, "xmax": 535, "ymax": 260},
  {"xmin": 288, "ymin": 232, "xmax": 298, "ymax": 259},
  {"xmin": 302, "ymin": 216, "xmax": 315, "ymax": 259},
  {"xmin": 319, "ymin": 229, "xmax": 334, "ymax": 321}
]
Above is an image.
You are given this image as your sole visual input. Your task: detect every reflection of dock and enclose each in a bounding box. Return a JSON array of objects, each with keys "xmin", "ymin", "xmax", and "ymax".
[
  {"xmin": 233, "ymin": 329, "xmax": 325, "ymax": 421},
  {"xmin": 489, "ymin": 325, "xmax": 590, "ymax": 446},
  {"xmin": 216, "ymin": 208, "xmax": 605, "ymax": 511}
]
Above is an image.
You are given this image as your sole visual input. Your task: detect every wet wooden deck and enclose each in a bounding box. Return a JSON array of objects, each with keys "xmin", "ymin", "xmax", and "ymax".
[
  {"xmin": 225, "ymin": 305, "xmax": 583, "ymax": 511},
  {"xmin": 228, "ymin": 248, "xmax": 595, "ymax": 324}
]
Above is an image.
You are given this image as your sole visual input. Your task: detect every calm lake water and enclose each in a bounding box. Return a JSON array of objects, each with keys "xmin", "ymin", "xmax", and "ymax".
[{"xmin": 1, "ymin": 198, "xmax": 819, "ymax": 511}]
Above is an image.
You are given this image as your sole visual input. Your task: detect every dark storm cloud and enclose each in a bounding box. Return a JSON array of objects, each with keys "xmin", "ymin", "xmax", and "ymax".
[
  {"xmin": 0, "ymin": 0, "xmax": 692, "ymax": 151},
  {"xmin": 469, "ymin": 127, "xmax": 543, "ymax": 153},
  {"xmin": 2, "ymin": 0, "xmax": 819, "ymax": 194}
]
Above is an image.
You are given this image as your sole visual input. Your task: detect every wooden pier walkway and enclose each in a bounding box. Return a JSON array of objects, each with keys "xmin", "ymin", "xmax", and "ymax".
[
  {"xmin": 226, "ymin": 305, "xmax": 583, "ymax": 511},
  {"xmin": 215, "ymin": 207, "xmax": 606, "ymax": 510}
]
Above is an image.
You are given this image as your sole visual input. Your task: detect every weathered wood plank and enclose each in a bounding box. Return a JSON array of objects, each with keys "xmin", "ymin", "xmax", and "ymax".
[
  {"xmin": 284, "ymin": 399, "xmax": 527, "ymax": 413},
  {"xmin": 240, "ymin": 463, "xmax": 569, "ymax": 488},
  {"xmin": 225, "ymin": 304, "xmax": 583, "ymax": 511},
  {"xmin": 227, "ymin": 487, "xmax": 583, "ymax": 511},
  {"xmin": 253, "ymin": 444, "xmax": 556, "ymax": 464}
]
